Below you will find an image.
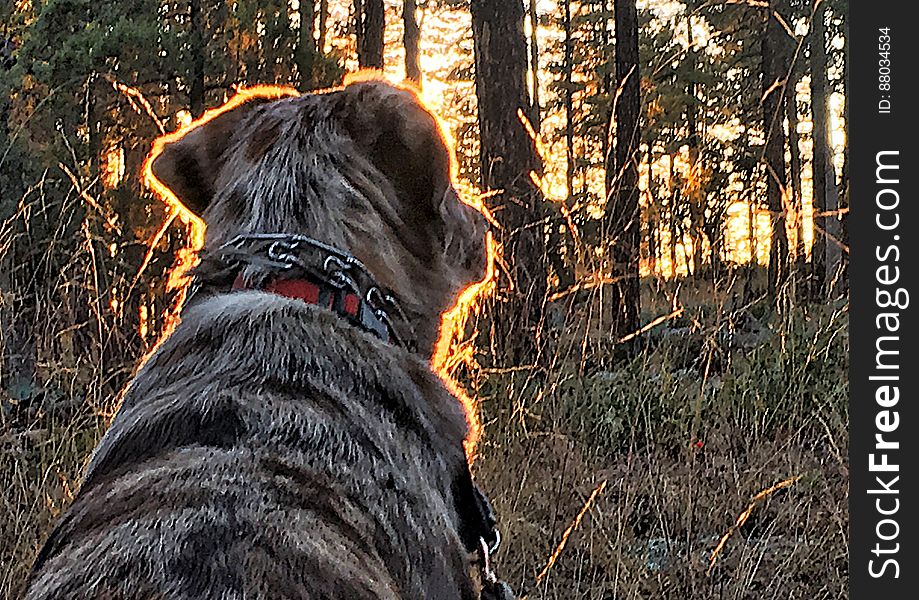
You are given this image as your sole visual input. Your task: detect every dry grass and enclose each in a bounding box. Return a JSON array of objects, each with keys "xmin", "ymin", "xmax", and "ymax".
[
  {"xmin": 0, "ymin": 174, "xmax": 186, "ymax": 598},
  {"xmin": 1, "ymin": 178, "xmax": 848, "ymax": 598},
  {"xmin": 470, "ymin": 276, "xmax": 848, "ymax": 599}
]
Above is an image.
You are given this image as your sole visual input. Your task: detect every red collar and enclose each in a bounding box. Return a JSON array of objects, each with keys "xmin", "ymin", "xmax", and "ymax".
[{"xmin": 233, "ymin": 275, "xmax": 362, "ymax": 318}]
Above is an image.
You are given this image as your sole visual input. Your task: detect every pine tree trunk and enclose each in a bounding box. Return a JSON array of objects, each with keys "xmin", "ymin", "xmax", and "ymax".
[
  {"xmin": 602, "ymin": 0, "xmax": 641, "ymax": 339},
  {"xmin": 837, "ymin": 0, "xmax": 848, "ymax": 294},
  {"xmin": 784, "ymin": 71, "xmax": 804, "ymax": 296},
  {"xmin": 403, "ymin": 0, "xmax": 421, "ymax": 85},
  {"xmin": 748, "ymin": 194, "xmax": 757, "ymax": 265},
  {"xmin": 470, "ymin": 0, "xmax": 546, "ymax": 361},
  {"xmin": 0, "ymin": 38, "xmax": 28, "ymax": 395},
  {"xmin": 188, "ymin": 0, "xmax": 206, "ymax": 118},
  {"xmin": 357, "ymin": 0, "xmax": 384, "ymax": 69},
  {"xmin": 563, "ymin": 0, "xmax": 574, "ymax": 201},
  {"xmin": 684, "ymin": 6, "xmax": 704, "ymax": 279},
  {"xmin": 527, "ymin": 0, "xmax": 541, "ymax": 129},
  {"xmin": 761, "ymin": 2, "xmax": 789, "ymax": 292},
  {"xmin": 669, "ymin": 156, "xmax": 678, "ymax": 279},
  {"xmin": 823, "ymin": 3, "xmax": 843, "ymax": 295},
  {"xmin": 318, "ymin": 0, "xmax": 329, "ymax": 53},
  {"xmin": 809, "ymin": 0, "xmax": 829, "ymax": 299},
  {"xmin": 600, "ymin": 0, "xmax": 612, "ymax": 164},
  {"xmin": 354, "ymin": 0, "xmax": 364, "ymax": 63},
  {"xmin": 84, "ymin": 74, "xmax": 100, "ymax": 174},
  {"xmin": 646, "ymin": 148, "xmax": 658, "ymax": 278},
  {"xmin": 298, "ymin": 0, "xmax": 317, "ymax": 89}
]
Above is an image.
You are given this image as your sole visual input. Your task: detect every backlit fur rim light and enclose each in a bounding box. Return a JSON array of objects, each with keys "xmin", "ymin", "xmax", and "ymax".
[
  {"xmin": 142, "ymin": 84, "xmax": 301, "ymax": 236},
  {"xmin": 140, "ymin": 76, "xmax": 497, "ymax": 461}
]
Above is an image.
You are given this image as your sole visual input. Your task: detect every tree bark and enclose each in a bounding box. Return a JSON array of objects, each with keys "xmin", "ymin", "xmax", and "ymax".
[
  {"xmin": 563, "ymin": 0, "xmax": 574, "ymax": 201},
  {"xmin": 809, "ymin": 0, "xmax": 829, "ymax": 299},
  {"xmin": 669, "ymin": 156, "xmax": 679, "ymax": 279},
  {"xmin": 470, "ymin": 0, "xmax": 546, "ymax": 361},
  {"xmin": 188, "ymin": 0, "xmax": 206, "ymax": 118},
  {"xmin": 683, "ymin": 7, "xmax": 705, "ymax": 278},
  {"xmin": 318, "ymin": 0, "xmax": 329, "ymax": 53},
  {"xmin": 298, "ymin": 0, "xmax": 317, "ymax": 89},
  {"xmin": 761, "ymin": 1, "xmax": 789, "ymax": 292},
  {"xmin": 645, "ymin": 147, "xmax": 658, "ymax": 278},
  {"xmin": 403, "ymin": 0, "xmax": 421, "ymax": 85},
  {"xmin": 600, "ymin": 0, "xmax": 612, "ymax": 164},
  {"xmin": 602, "ymin": 0, "xmax": 641, "ymax": 339},
  {"xmin": 823, "ymin": 2, "xmax": 842, "ymax": 295},
  {"xmin": 527, "ymin": 0, "xmax": 541, "ymax": 129},
  {"xmin": 837, "ymin": 0, "xmax": 848, "ymax": 295},
  {"xmin": 784, "ymin": 70, "xmax": 804, "ymax": 295},
  {"xmin": 357, "ymin": 0, "xmax": 384, "ymax": 69},
  {"xmin": 354, "ymin": 0, "xmax": 363, "ymax": 63}
]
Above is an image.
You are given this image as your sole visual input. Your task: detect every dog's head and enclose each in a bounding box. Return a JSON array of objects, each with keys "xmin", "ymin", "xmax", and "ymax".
[{"xmin": 149, "ymin": 79, "xmax": 488, "ymax": 358}]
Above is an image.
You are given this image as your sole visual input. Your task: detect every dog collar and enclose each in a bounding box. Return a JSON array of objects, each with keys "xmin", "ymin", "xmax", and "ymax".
[
  {"xmin": 217, "ymin": 233, "xmax": 415, "ymax": 349},
  {"xmin": 231, "ymin": 273, "xmax": 393, "ymax": 343}
]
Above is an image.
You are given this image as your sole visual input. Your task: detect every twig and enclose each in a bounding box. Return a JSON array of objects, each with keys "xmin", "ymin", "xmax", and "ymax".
[
  {"xmin": 531, "ymin": 479, "xmax": 608, "ymax": 590},
  {"xmin": 58, "ymin": 163, "xmax": 119, "ymax": 230},
  {"xmin": 617, "ymin": 307, "xmax": 684, "ymax": 344},
  {"xmin": 707, "ymin": 475, "xmax": 802, "ymax": 575},
  {"xmin": 103, "ymin": 74, "xmax": 166, "ymax": 134},
  {"xmin": 547, "ymin": 274, "xmax": 627, "ymax": 302}
]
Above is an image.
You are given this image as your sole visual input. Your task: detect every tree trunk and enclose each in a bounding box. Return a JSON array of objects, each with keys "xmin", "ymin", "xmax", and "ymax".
[
  {"xmin": 600, "ymin": 0, "xmax": 612, "ymax": 164},
  {"xmin": 761, "ymin": 1, "xmax": 789, "ymax": 292},
  {"xmin": 683, "ymin": 6, "xmax": 705, "ymax": 279},
  {"xmin": 298, "ymin": 0, "xmax": 317, "ymax": 89},
  {"xmin": 784, "ymin": 70, "xmax": 804, "ymax": 296},
  {"xmin": 189, "ymin": 0, "xmax": 206, "ymax": 118},
  {"xmin": 470, "ymin": 0, "xmax": 546, "ymax": 361},
  {"xmin": 809, "ymin": 0, "xmax": 828, "ymax": 299},
  {"xmin": 837, "ymin": 0, "xmax": 848, "ymax": 295},
  {"xmin": 645, "ymin": 148, "xmax": 658, "ymax": 278},
  {"xmin": 527, "ymin": 0, "xmax": 541, "ymax": 129},
  {"xmin": 84, "ymin": 74, "xmax": 100, "ymax": 174},
  {"xmin": 824, "ymin": 140, "xmax": 841, "ymax": 293},
  {"xmin": 563, "ymin": 0, "xmax": 574, "ymax": 202},
  {"xmin": 354, "ymin": 0, "xmax": 363, "ymax": 63},
  {"xmin": 601, "ymin": 0, "xmax": 641, "ymax": 339},
  {"xmin": 669, "ymin": 156, "xmax": 678, "ymax": 279},
  {"xmin": 823, "ymin": 3, "xmax": 843, "ymax": 295},
  {"xmin": 0, "ymin": 40, "xmax": 29, "ymax": 396},
  {"xmin": 748, "ymin": 192, "xmax": 757, "ymax": 265},
  {"xmin": 357, "ymin": 0, "xmax": 384, "ymax": 69},
  {"xmin": 318, "ymin": 0, "xmax": 329, "ymax": 53},
  {"xmin": 403, "ymin": 0, "xmax": 421, "ymax": 85}
]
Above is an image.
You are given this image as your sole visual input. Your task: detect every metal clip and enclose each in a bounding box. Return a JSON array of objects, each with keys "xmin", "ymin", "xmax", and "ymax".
[
  {"xmin": 487, "ymin": 529, "xmax": 501, "ymax": 555},
  {"xmin": 365, "ymin": 287, "xmax": 389, "ymax": 311},
  {"xmin": 323, "ymin": 255, "xmax": 358, "ymax": 291},
  {"xmin": 478, "ymin": 537, "xmax": 497, "ymax": 585},
  {"xmin": 266, "ymin": 239, "xmax": 299, "ymax": 269}
]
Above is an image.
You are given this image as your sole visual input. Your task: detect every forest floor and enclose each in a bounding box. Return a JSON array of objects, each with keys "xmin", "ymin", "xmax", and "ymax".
[
  {"xmin": 0, "ymin": 268, "xmax": 848, "ymax": 599},
  {"xmin": 473, "ymin": 271, "xmax": 849, "ymax": 599}
]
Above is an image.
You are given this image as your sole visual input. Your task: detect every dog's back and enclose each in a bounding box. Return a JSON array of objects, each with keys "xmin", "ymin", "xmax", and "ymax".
[{"xmin": 26, "ymin": 294, "xmax": 476, "ymax": 599}]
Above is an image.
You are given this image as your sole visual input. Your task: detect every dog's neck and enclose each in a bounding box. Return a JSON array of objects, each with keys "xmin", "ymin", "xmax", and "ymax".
[{"xmin": 187, "ymin": 232, "xmax": 418, "ymax": 351}]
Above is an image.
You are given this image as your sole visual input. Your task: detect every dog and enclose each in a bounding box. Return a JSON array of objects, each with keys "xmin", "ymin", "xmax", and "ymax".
[{"xmin": 24, "ymin": 79, "xmax": 511, "ymax": 599}]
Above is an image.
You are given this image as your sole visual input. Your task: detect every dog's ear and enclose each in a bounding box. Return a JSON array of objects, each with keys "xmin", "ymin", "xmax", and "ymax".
[
  {"xmin": 150, "ymin": 97, "xmax": 271, "ymax": 216},
  {"xmin": 336, "ymin": 80, "xmax": 465, "ymax": 235}
]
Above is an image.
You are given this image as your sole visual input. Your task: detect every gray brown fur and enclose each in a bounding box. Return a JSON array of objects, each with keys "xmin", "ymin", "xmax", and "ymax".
[{"xmin": 25, "ymin": 80, "xmax": 490, "ymax": 600}]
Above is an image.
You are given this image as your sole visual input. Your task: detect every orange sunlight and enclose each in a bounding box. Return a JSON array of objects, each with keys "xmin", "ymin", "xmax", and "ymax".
[{"xmin": 142, "ymin": 85, "xmax": 300, "ymax": 335}]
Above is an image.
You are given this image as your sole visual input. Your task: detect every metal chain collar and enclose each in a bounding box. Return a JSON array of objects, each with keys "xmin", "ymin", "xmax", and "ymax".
[{"xmin": 217, "ymin": 233, "xmax": 415, "ymax": 350}]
